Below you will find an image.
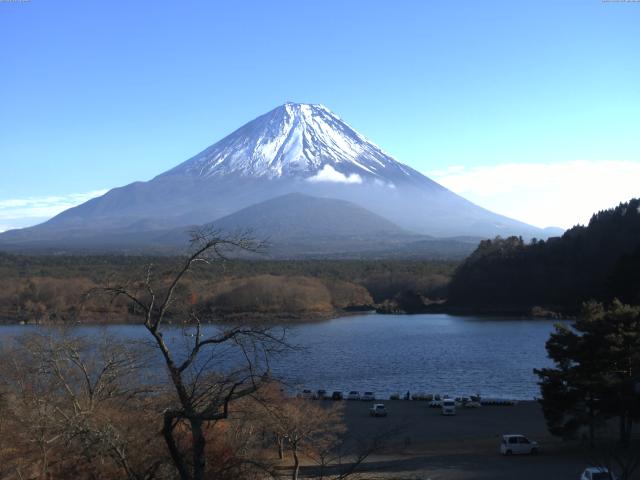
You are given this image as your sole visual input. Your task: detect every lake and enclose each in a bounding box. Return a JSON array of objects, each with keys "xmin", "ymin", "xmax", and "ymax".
[{"xmin": 0, "ymin": 313, "xmax": 563, "ymax": 400}]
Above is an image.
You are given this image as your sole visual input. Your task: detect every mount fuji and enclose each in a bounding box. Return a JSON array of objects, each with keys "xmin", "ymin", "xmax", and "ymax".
[
  {"xmin": 0, "ymin": 103, "xmax": 557, "ymax": 255},
  {"xmin": 162, "ymin": 103, "xmax": 423, "ymax": 185}
]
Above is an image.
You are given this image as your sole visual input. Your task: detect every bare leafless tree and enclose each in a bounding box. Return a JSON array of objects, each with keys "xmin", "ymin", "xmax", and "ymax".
[
  {"xmin": 261, "ymin": 396, "xmax": 345, "ymax": 480},
  {"xmin": 98, "ymin": 228, "xmax": 289, "ymax": 480},
  {"xmin": 0, "ymin": 332, "xmax": 166, "ymax": 480}
]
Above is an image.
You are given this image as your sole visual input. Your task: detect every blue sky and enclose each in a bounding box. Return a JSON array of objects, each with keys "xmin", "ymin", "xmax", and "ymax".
[{"xmin": 1, "ymin": 0, "xmax": 639, "ymax": 230}]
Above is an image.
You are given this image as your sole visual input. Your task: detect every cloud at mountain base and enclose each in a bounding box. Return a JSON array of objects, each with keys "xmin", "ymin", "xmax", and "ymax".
[{"xmin": 306, "ymin": 164, "xmax": 363, "ymax": 184}]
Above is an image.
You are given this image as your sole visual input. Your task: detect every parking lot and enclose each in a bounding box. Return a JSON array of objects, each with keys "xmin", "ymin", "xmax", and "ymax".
[{"xmin": 303, "ymin": 400, "xmax": 619, "ymax": 480}]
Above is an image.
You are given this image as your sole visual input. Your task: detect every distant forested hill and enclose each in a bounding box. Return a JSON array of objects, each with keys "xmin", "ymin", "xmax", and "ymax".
[
  {"xmin": 0, "ymin": 255, "xmax": 456, "ymax": 323},
  {"xmin": 447, "ymin": 198, "xmax": 640, "ymax": 313}
]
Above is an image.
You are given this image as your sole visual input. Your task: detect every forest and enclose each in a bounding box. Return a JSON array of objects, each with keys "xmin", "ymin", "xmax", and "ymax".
[
  {"xmin": 3, "ymin": 198, "xmax": 640, "ymax": 323},
  {"xmin": 446, "ymin": 198, "xmax": 640, "ymax": 315},
  {"xmin": 0, "ymin": 254, "xmax": 455, "ymax": 324}
]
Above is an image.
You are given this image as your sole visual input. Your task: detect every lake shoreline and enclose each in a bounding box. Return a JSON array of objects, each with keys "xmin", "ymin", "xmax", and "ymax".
[
  {"xmin": 405, "ymin": 302, "xmax": 577, "ymax": 320},
  {"xmin": 0, "ymin": 306, "xmax": 569, "ymax": 326},
  {"xmin": 0, "ymin": 308, "xmax": 374, "ymax": 327}
]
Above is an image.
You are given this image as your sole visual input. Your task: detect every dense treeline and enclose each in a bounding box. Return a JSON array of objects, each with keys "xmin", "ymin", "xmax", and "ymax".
[
  {"xmin": 6, "ymin": 198, "xmax": 640, "ymax": 321},
  {"xmin": 0, "ymin": 255, "xmax": 455, "ymax": 323},
  {"xmin": 447, "ymin": 198, "xmax": 640, "ymax": 314}
]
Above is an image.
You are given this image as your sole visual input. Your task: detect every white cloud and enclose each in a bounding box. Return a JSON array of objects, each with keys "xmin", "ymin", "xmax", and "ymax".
[
  {"xmin": 307, "ymin": 164, "xmax": 363, "ymax": 184},
  {"xmin": 0, "ymin": 189, "xmax": 108, "ymax": 232},
  {"xmin": 429, "ymin": 160, "xmax": 640, "ymax": 229},
  {"xmin": 373, "ymin": 178, "xmax": 396, "ymax": 189}
]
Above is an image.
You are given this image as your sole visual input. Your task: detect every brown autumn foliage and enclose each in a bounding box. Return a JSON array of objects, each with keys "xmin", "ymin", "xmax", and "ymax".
[
  {"xmin": 0, "ymin": 333, "xmax": 360, "ymax": 480},
  {"xmin": 0, "ymin": 332, "xmax": 255, "ymax": 480},
  {"xmin": 257, "ymin": 387, "xmax": 346, "ymax": 480},
  {"xmin": 320, "ymin": 279, "xmax": 372, "ymax": 310},
  {"xmin": 0, "ymin": 274, "xmax": 374, "ymax": 324},
  {"xmin": 0, "ymin": 254, "xmax": 455, "ymax": 324},
  {"xmin": 0, "ymin": 333, "xmax": 172, "ymax": 480},
  {"xmin": 0, "ymin": 277, "xmax": 131, "ymax": 323},
  {"xmin": 210, "ymin": 275, "xmax": 357, "ymax": 315}
]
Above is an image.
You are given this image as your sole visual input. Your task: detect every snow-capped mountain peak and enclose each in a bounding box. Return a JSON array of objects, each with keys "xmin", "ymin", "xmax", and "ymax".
[
  {"xmin": 163, "ymin": 103, "xmax": 417, "ymax": 184},
  {"xmin": 0, "ymin": 102, "xmax": 551, "ymax": 248}
]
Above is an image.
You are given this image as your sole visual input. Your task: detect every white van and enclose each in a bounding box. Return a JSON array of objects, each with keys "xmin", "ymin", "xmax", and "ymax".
[
  {"xmin": 441, "ymin": 399, "xmax": 456, "ymax": 415},
  {"xmin": 500, "ymin": 434, "xmax": 540, "ymax": 455}
]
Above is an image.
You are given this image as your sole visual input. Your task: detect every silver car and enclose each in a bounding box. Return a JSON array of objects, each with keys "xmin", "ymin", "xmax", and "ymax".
[{"xmin": 580, "ymin": 467, "xmax": 617, "ymax": 480}]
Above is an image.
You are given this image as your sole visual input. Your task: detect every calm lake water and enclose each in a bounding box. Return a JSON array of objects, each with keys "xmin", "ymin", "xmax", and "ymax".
[{"xmin": 0, "ymin": 314, "xmax": 563, "ymax": 400}]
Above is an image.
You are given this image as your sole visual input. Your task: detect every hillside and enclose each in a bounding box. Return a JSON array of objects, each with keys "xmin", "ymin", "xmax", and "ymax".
[
  {"xmin": 0, "ymin": 253, "xmax": 456, "ymax": 323},
  {"xmin": 208, "ymin": 193, "xmax": 407, "ymax": 239},
  {"xmin": 157, "ymin": 193, "xmax": 478, "ymax": 259},
  {"xmin": 0, "ymin": 193, "xmax": 481, "ymax": 259},
  {"xmin": 446, "ymin": 198, "xmax": 640, "ymax": 313}
]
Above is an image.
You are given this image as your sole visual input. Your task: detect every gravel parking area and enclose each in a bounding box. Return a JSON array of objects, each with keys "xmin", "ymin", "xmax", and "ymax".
[{"xmin": 304, "ymin": 400, "xmax": 602, "ymax": 480}]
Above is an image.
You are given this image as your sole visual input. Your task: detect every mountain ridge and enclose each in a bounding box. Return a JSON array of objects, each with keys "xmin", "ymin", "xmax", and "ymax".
[
  {"xmin": 0, "ymin": 102, "xmax": 560, "ymax": 253},
  {"xmin": 0, "ymin": 193, "xmax": 482, "ymax": 259}
]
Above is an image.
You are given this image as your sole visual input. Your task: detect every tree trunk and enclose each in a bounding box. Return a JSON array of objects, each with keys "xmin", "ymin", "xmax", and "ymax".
[
  {"xmin": 40, "ymin": 444, "xmax": 48, "ymax": 480},
  {"xmin": 191, "ymin": 419, "xmax": 206, "ymax": 480},
  {"xmin": 619, "ymin": 414, "xmax": 625, "ymax": 445},
  {"xmin": 619, "ymin": 413, "xmax": 633, "ymax": 446},
  {"xmin": 292, "ymin": 447, "xmax": 300, "ymax": 480},
  {"xmin": 623, "ymin": 414, "xmax": 632, "ymax": 446},
  {"xmin": 162, "ymin": 414, "xmax": 191, "ymax": 480},
  {"xmin": 588, "ymin": 402, "xmax": 595, "ymax": 448},
  {"xmin": 277, "ymin": 435, "xmax": 285, "ymax": 460}
]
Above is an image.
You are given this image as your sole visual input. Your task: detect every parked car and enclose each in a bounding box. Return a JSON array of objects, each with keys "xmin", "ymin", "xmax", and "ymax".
[
  {"xmin": 369, "ymin": 403, "xmax": 388, "ymax": 417},
  {"xmin": 441, "ymin": 399, "xmax": 456, "ymax": 415},
  {"xmin": 361, "ymin": 391, "xmax": 375, "ymax": 401},
  {"xmin": 460, "ymin": 397, "xmax": 481, "ymax": 408},
  {"xmin": 299, "ymin": 389, "xmax": 313, "ymax": 400},
  {"xmin": 314, "ymin": 389, "xmax": 327, "ymax": 400},
  {"xmin": 331, "ymin": 391, "xmax": 343, "ymax": 401},
  {"xmin": 580, "ymin": 467, "xmax": 617, "ymax": 480},
  {"xmin": 500, "ymin": 434, "xmax": 540, "ymax": 455},
  {"xmin": 347, "ymin": 391, "xmax": 361, "ymax": 400}
]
